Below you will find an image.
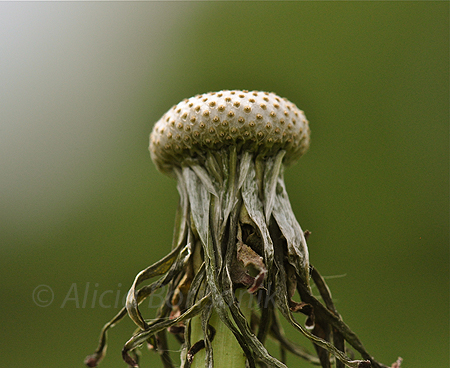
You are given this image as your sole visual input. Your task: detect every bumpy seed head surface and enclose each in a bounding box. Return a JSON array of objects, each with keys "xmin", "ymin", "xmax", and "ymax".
[{"xmin": 150, "ymin": 90, "xmax": 310, "ymax": 175}]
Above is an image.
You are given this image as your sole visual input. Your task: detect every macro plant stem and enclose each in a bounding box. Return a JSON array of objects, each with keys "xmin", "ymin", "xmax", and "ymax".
[
  {"xmin": 85, "ymin": 90, "xmax": 399, "ymax": 368},
  {"xmin": 190, "ymin": 292, "xmax": 253, "ymax": 368}
]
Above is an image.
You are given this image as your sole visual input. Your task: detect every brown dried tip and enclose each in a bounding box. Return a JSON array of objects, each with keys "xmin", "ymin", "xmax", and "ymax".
[{"xmin": 149, "ymin": 90, "xmax": 310, "ymax": 175}]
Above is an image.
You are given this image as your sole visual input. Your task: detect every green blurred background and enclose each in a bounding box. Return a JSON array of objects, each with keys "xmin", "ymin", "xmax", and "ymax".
[{"xmin": 1, "ymin": 2, "xmax": 448, "ymax": 367}]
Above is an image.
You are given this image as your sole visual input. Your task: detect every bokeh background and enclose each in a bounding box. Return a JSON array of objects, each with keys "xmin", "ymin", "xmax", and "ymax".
[{"xmin": 1, "ymin": 2, "xmax": 448, "ymax": 367}]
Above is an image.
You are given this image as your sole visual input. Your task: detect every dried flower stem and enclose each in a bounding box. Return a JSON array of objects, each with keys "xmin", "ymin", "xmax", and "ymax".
[{"xmin": 86, "ymin": 90, "xmax": 400, "ymax": 368}]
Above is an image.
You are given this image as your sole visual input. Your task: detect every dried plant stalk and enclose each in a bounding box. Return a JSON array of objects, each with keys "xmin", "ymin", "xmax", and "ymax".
[{"xmin": 85, "ymin": 91, "xmax": 400, "ymax": 368}]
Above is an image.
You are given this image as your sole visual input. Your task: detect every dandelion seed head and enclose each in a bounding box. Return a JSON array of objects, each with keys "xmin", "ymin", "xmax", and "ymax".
[{"xmin": 150, "ymin": 90, "xmax": 310, "ymax": 175}]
